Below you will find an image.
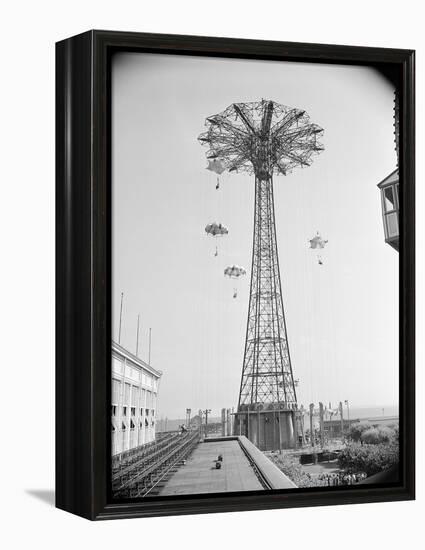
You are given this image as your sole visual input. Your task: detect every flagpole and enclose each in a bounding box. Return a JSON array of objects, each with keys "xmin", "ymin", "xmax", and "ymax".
[
  {"xmin": 136, "ymin": 314, "xmax": 140, "ymax": 356},
  {"xmin": 118, "ymin": 292, "xmax": 124, "ymax": 344},
  {"xmin": 148, "ymin": 328, "xmax": 152, "ymax": 364}
]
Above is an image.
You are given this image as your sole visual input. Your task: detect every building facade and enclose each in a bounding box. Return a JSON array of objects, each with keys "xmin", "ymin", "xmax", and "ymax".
[
  {"xmin": 111, "ymin": 341, "xmax": 162, "ymax": 455},
  {"xmin": 377, "ymin": 90, "xmax": 399, "ymax": 251},
  {"xmin": 378, "ymin": 169, "xmax": 399, "ymax": 251}
]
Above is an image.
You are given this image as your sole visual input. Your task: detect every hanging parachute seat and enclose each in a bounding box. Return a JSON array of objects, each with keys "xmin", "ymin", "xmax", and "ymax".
[
  {"xmin": 309, "ymin": 231, "xmax": 328, "ymax": 250},
  {"xmin": 206, "ymin": 158, "xmax": 225, "ymax": 190},
  {"xmin": 309, "ymin": 231, "xmax": 328, "ymax": 266},
  {"xmin": 205, "ymin": 222, "xmax": 229, "ymax": 238},
  {"xmin": 224, "ymin": 265, "xmax": 246, "ymax": 299},
  {"xmin": 205, "ymin": 222, "xmax": 228, "ymax": 257}
]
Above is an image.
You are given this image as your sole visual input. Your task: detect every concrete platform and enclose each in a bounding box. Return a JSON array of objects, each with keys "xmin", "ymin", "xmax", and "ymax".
[{"xmin": 158, "ymin": 439, "xmax": 264, "ymax": 495}]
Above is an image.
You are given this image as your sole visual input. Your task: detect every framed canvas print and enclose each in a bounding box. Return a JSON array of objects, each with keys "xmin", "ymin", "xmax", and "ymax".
[{"xmin": 56, "ymin": 30, "xmax": 415, "ymax": 520}]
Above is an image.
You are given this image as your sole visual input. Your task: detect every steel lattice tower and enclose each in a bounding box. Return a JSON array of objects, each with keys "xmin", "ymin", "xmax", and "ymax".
[
  {"xmin": 199, "ymin": 100, "xmax": 324, "ymax": 443},
  {"xmin": 240, "ymin": 175, "xmax": 296, "ymax": 407}
]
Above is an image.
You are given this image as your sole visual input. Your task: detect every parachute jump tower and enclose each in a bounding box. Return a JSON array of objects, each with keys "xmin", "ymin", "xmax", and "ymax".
[{"xmin": 199, "ymin": 100, "xmax": 324, "ymax": 450}]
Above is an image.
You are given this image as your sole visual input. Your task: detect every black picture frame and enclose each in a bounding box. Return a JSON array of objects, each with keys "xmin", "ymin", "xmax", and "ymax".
[{"xmin": 56, "ymin": 30, "xmax": 415, "ymax": 521}]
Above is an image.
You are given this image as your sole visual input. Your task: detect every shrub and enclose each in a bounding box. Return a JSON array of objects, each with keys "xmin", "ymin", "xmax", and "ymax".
[
  {"xmin": 391, "ymin": 424, "xmax": 399, "ymax": 442},
  {"xmin": 361, "ymin": 428, "xmax": 380, "ymax": 444},
  {"xmin": 376, "ymin": 426, "xmax": 395, "ymax": 443},
  {"xmin": 360, "ymin": 425, "xmax": 397, "ymax": 445},
  {"xmin": 348, "ymin": 422, "xmax": 372, "ymax": 442},
  {"xmin": 338, "ymin": 442, "xmax": 399, "ymax": 476},
  {"xmin": 348, "ymin": 422, "xmax": 398, "ymax": 445},
  {"xmin": 268, "ymin": 454, "xmax": 324, "ymax": 488}
]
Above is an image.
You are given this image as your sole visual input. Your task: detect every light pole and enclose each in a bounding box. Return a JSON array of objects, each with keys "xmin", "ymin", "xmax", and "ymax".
[{"xmin": 186, "ymin": 408, "xmax": 192, "ymax": 429}]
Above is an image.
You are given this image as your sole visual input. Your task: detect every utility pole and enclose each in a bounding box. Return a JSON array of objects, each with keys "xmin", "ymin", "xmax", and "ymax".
[
  {"xmin": 339, "ymin": 401, "xmax": 344, "ymax": 438},
  {"xmin": 309, "ymin": 403, "xmax": 314, "ymax": 448},
  {"xmin": 319, "ymin": 402, "xmax": 325, "ymax": 449},
  {"xmin": 186, "ymin": 408, "xmax": 191, "ymax": 429},
  {"xmin": 231, "ymin": 407, "xmax": 234, "ymax": 436},
  {"xmin": 118, "ymin": 292, "xmax": 124, "ymax": 344},
  {"xmin": 203, "ymin": 409, "xmax": 211, "ymax": 439},
  {"xmin": 299, "ymin": 405, "xmax": 306, "ymax": 446},
  {"xmin": 198, "ymin": 409, "xmax": 203, "ymax": 436},
  {"xmin": 328, "ymin": 403, "xmax": 333, "ymax": 443}
]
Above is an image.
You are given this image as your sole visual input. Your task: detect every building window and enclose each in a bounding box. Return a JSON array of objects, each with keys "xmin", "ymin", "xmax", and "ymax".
[
  {"xmin": 111, "ymin": 423, "xmax": 116, "ymax": 431},
  {"xmin": 122, "ymin": 422, "xmax": 126, "ymax": 431},
  {"xmin": 145, "ymin": 418, "xmax": 149, "ymax": 427},
  {"xmin": 123, "ymin": 406, "xmax": 127, "ymax": 416},
  {"xmin": 112, "ymin": 379, "xmax": 121, "ymax": 404},
  {"xmin": 140, "ymin": 408, "xmax": 143, "ymax": 416},
  {"xmin": 131, "ymin": 386, "xmax": 139, "ymax": 407},
  {"xmin": 111, "ymin": 405, "xmax": 117, "ymax": 416},
  {"xmin": 130, "ymin": 419, "xmax": 135, "ymax": 429},
  {"xmin": 131, "ymin": 407, "xmax": 136, "ymax": 416},
  {"xmin": 124, "ymin": 382, "xmax": 131, "ymax": 404},
  {"xmin": 383, "ymin": 186, "xmax": 395, "ymax": 212},
  {"xmin": 386, "ymin": 212, "xmax": 399, "ymax": 238},
  {"xmin": 146, "ymin": 409, "xmax": 150, "ymax": 416}
]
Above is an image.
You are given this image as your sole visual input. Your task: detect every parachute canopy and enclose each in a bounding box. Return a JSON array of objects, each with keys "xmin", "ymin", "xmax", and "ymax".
[
  {"xmin": 309, "ymin": 232, "xmax": 328, "ymax": 249},
  {"xmin": 224, "ymin": 265, "xmax": 246, "ymax": 279},
  {"xmin": 206, "ymin": 158, "xmax": 225, "ymax": 175},
  {"xmin": 205, "ymin": 222, "xmax": 229, "ymax": 237}
]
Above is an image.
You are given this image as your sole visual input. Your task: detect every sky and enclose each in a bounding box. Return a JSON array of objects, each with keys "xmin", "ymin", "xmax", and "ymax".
[{"xmin": 112, "ymin": 52, "xmax": 399, "ymax": 419}]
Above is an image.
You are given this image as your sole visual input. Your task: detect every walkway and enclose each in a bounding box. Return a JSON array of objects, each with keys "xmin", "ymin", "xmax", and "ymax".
[{"xmin": 159, "ymin": 439, "xmax": 264, "ymax": 495}]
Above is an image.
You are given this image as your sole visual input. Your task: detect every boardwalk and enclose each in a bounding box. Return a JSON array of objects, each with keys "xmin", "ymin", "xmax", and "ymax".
[{"xmin": 159, "ymin": 439, "xmax": 264, "ymax": 495}]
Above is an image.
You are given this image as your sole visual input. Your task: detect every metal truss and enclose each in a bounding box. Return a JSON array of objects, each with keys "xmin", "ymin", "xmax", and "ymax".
[
  {"xmin": 199, "ymin": 100, "xmax": 324, "ymax": 411},
  {"xmin": 239, "ymin": 176, "xmax": 297, "ymax": 407},
  {"xmin": 199, "ymin": 100, "xmax": 323, "ymax": 178}
]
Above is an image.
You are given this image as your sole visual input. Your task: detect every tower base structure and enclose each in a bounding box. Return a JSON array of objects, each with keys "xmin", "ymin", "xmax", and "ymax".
[{"xmin": 234, "ymin": 406, "xmax": 297, "ymax": 451}]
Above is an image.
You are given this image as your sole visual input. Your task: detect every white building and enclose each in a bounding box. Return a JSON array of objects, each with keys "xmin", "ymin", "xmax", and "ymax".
[{"xmin": 111, "ymin": 341, "xmax": 162, "ymax": 455}]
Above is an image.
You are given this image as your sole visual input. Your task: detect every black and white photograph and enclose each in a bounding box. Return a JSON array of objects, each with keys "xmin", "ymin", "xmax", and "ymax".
[
  {"xmin": 110, "ymin": 52, "xmax": 400, "ymax": 499},
  {"xmin": 1, "ymin": 0, "xmax": 421, "ymax": 543}
]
